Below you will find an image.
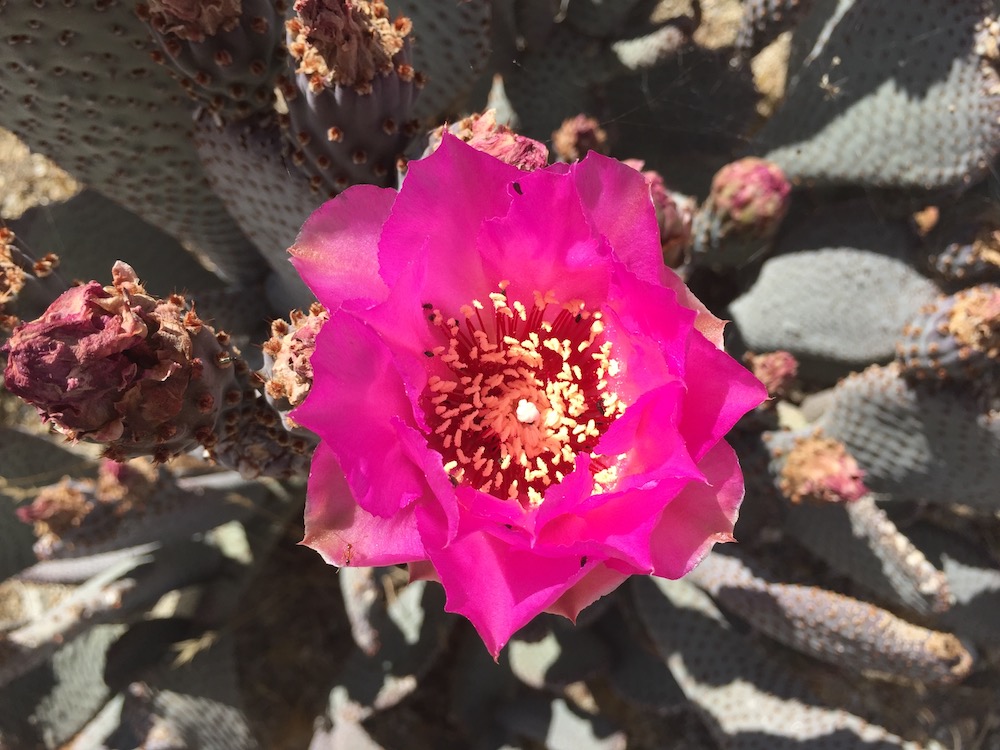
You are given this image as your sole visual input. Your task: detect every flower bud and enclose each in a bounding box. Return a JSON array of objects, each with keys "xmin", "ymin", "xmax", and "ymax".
[{"xmin": 3, "ymin": 262, "xmax": 244, "ymax": 462}]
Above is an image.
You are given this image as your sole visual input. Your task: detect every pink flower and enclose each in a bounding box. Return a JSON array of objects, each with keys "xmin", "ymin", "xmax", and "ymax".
[{"xmin": 289, "ymin": 135, "xmax": 767, "ymax": 656}]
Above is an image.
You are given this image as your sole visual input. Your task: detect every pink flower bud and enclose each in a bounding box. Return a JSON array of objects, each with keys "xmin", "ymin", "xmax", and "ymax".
[
  {"xmin": 779, "ymin": 435, "xmax": 868, "ymax": 505},
  {"xmin": 710, "ymin": 157, "xmax": 791, "ymax": 234}
]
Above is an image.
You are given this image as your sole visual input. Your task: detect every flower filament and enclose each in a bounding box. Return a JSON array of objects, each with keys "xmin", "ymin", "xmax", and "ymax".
[{"xmin": 423, "ymin": 281, "xmax": 626, "ymax": 507}]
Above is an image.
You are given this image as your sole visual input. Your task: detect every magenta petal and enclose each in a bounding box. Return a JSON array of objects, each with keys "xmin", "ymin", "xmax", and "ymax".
[
  {"xmin": 408, "ymin": 559, "xmax": 439, "ymax": 583},
  {"xmin": 478, "ymin": 167, "xmax": 610, "ymax": 308},
  {"xmin": 379, "ymin": 135, "xmax": 521, "ymax": 313},
  {"xmin": 423, "ymin": 521, "xmax": 594, "ymax": 657},
  {"xmin": 679, "ymin": 333, "xmax": 769, "ymax": 462},
  {"xmin": 606, "ymin": 262, "xmax": 697, "ymax": 381},
  {"xmin": 650, "ymin": 440, "xmax": 744, "ymax": 579},
  {"xmin": 393, "ymin": 418, "xmax": 461, "ymax": 544},
  {"xmin": 289, "ymin": 184, "xmax": 394, "ymax": 311},
  {"xmin": 302, "ymin": 443, "xmax": 426, "ymax": 567},
  {"xmin": 291, "ymin": 311, "xmax": 427, "ymax": 517},
  {"xmin": 536, "ymin": 476, "xmax": 698, "ymax": 572},
  {"xmin": 596, "ymin": 381, "xmax": 700, "ymax": 488},
  {"xmin": 546, "ymin": 563, "xmax": 629, "ymax": 622},
  {"xmin": 571, "ymin": 152, "xmax": 663, "ymax": 286}
]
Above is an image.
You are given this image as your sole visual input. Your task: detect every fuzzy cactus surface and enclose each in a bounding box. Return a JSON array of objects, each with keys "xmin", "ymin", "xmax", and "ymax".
[{"xmin": 1, "ymin": 0, "xmax": 1000, "ymax": 747}]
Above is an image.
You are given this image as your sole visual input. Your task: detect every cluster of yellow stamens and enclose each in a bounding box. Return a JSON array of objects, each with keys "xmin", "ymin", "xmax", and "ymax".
[{"xmin": 422, "ymin": 281, "xmax": 626, "ymax": 507}]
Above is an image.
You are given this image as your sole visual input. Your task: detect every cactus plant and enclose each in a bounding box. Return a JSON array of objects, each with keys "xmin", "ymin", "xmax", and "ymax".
[{"xmin": 1, "ymin": 0, "xmax": 1000, "ymax": 747}]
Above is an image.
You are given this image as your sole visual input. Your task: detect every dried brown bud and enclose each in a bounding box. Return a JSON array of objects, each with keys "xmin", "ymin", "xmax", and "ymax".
[
  {"xmin": 145, "ymin": 0, "xmax": 243, "ymax": 40},
  {"xmin": 286, "ymin": 0, "xmax": 411, "ymax": 93},
  {"xmin": 552, "ymin": 115, "xmax": 608, "ymax": 163},
  {"xmin": 427, "ymin": 110, "xmax": 549, "ymax": 171}
]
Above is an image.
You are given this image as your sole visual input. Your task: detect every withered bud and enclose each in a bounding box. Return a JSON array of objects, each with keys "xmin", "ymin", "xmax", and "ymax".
[
  {"xmin": 286, "ymin": 0, "xmax": 412, "ymax": 93},
  {"xmin": 552, "ymin": 114, "xmax": 608, "ymax": 163},
  {"xmin": 145, "ymin": 0, "xmax": 243, "ymax": 40},
  {"xmin": 3, "ymin": 262, "xmax": 244, "ymax": 460},
  {"xmin": 427, "ymin": 110, "xmax": 549, "ymax": 172},
  {"xmin": 779, "ymin": 435, "xmax": 867, "ymax": 505}
]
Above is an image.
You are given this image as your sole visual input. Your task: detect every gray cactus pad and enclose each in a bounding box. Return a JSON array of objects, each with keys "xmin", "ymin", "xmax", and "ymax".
[
  {"xmin": 815, "ymin": 364, "xmax": 1000, "ymax": 508},
  {"xmin": 783, "ymin": 496, "xmax": 951, "ymax": 615},
  {"xmin": 392, "ymin": 0, "xmax": 492, "ymax": 122},
  {"xmin": 729, "ymin": 205, "xmax": 938, "ymax": 378},
  {"xmin": 737, "ymin": 0, "xmax": 814, "ymax": 57},
  {"xmin": 687, "ymin": 550, "xmax": 972, "ymax": 685},
  {"xmin": 193, "ymin": 114, "xmax": 316, "ymax": 311},
  {"xmin": 0, "ymin": 623, "xmax": 125, "ymax": 749},
  {"xmin": 9, "ymin": 189, "xmax": 221, "ymax": 297},
  {"xmin": 753, "ymin": 0, "xmax": 1000, "ymax": 191},
  {"xmin": 499, "ymin": 22, "xmax": 611, "ymax": 139},
  {"xmin": 632, "ymin": 576, "xmax": 942, "ymax": 749},
  {"xmin": 0, "ymin": 0, "xmax": 266, "ymax": 285}
]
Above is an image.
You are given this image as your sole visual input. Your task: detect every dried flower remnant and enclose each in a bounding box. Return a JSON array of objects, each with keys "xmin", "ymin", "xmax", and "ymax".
[
  {"xmin": 2, "ymin": 262, "xmax": 244, "ymax": 463},
  {"xmin": 552, "ymin": 115, "xmax": 609, "ymax": 162},
  {"xmin": 427, "ymin": 110, "xmax": 549, "ymax": 172},
  {"xmin": 0, "ymin": 232, "xmax": 27, "ymax": 328},
  {"xmin": 262, "ymin": 301, "xmax": 329, "ymax": 422},
  {"xmin": 16, "ymin": 458, "xmax": 157, "ymax": 554},
  {"xmin": 947, "ymin": 284, "xmax": 1000, "ymax": 359},
  {"xmin": 286, "ymin": 0, "xmax": 412, "ymax": 94},
  {"xmin": 778, "ymin": 435, "xmax": 867, "ymax": 505},
  {"xmin": 289, "ymin": 135, "xmax": 766, "ymax": 656},
  {"xmin": 144, "ymin": 0, "xmax": 244, "ymax": 40},
  {"xmin": 0, "ymin": 228, "xmax": 61, "ymax": 333}
]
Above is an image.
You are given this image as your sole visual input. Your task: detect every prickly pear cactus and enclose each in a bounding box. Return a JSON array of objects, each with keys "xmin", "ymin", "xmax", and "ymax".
[{"xmin": 2, "ymin": 0, "xmax": 1000, "ymax": 747}]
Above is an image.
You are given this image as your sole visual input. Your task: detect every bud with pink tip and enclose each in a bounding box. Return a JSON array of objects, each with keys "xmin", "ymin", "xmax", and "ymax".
[
  {"xmin": 692, "ymin": 157, "xmax": 791, "ymax": 270},
  {"xmin": 778, "ymin": 435, "xmax": 867, "ymax": 505},
  {"xmin": 624, "ymin": 160, "xmax": 695, "ymax": 268}
]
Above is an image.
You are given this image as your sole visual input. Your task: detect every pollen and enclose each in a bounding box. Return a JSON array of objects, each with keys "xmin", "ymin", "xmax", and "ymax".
[{"xmin": 423, "ymin": 283, "xmax": 626, "ymax": 508}]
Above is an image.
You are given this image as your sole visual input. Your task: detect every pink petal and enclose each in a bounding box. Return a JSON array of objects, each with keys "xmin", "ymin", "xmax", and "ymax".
[
  {"xmin": 420, "ymin": 515, "xmax": 595, "ymax": 658},
  {"xmin": 571, "ymin": 152, "xmax": 663, "ymax": 285},
  {"xmin": 606, "ymin": 261, "xmax": 696, "ymax": 382},
  {"xmin": 393, "ymin": 417, "xmax": 461, "ymax": 544},
  {"xmin": 408, "ymin": 559, "xmax": 439, "ymax": 583},
  {"xmin": 478, "ymin": 167, "xmax": 610, "ymax": 309},
  {"xmin": 595, "ymin": 381, "xmax": 701, "ymax": 489},
  {"xmin": 301, "ymin": 443, "xmax": 426, "ymax": 567},
  {"xmin": 679, "ymin": 333, "xmax": 769, "ymax": 462},
  {"xmin": 289, "ymin": 184, "xmax": 394, "ymax": 311},
  {"xmin": 546, "ymin": 563, "xmax": 629, "ymax": 621},
  {"xmin": 535, "ymin": 476, "xmax": 700, "ymax": 572},
  {"xmin": 291, "ymin": 311, "xmax": 427, "ymax": 517},
  {"xmin": 650, "ymin": 440, "xmax": 744, "ymax": 579},
  {"xmin": 379, "ymin": 135, "xmax": 521, "ymax": 314},
  {"xmin": 662, "ymin": 268, "xmax": 727, "ymax": 348},
  {"xmin": 572, "ymin": 151, "xmax": 726, "ymax": 349}
]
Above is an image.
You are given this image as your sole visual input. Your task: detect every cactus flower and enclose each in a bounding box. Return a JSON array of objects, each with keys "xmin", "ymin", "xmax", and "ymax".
[{"xmin": 290, "ymin": 135, "xmax": 767, "ymax": 656}]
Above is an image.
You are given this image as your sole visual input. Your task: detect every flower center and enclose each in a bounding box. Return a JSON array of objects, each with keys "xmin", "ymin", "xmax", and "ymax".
[{"xmin": 422, "ymin": 281, "xmax": 626, "ymax": 507}]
